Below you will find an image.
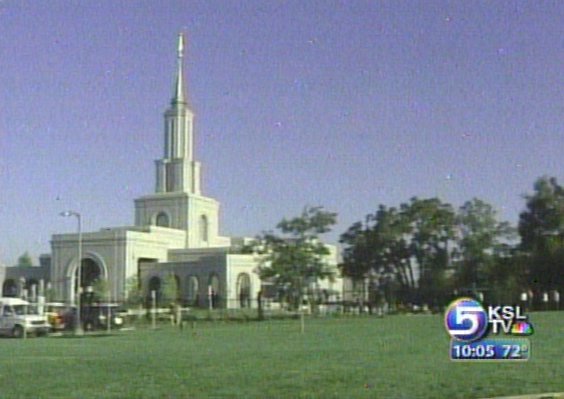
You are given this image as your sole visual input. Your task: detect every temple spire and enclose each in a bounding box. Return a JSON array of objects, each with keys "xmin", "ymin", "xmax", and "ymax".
[
  {"xmin": 172, "ymin": 32, "xmax": 186, "ymax": 105},
  {"xmin": 157, "ymin": 33, "xmax": 199, "ymax": 194}
]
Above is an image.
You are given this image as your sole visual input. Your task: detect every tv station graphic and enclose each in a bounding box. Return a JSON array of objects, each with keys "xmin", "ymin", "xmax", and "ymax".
[{"xmin": 444, "ymin": 297, "xmax": 534, "ymax": 361}]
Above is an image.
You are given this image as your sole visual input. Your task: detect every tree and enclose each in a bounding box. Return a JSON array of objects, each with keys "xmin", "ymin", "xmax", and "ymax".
[
  {"xmin": 340, "ymin": 206, "xmax": 414, "ymax": 306},
  {"xmin": 455, "ymin": 198, "xmax": 516, "ymax": 295},
  {"xmin": 339, "ymin": 220, "xmax": 372, "ymax": 282},
  {"xmin": 340, "ymin": 198, "xmax": 456, "ymax": 309},
  {"xmin": 519, "ymin": 177, "xmax": 563, "ymax": 251},
  {"xmin": 17, "ymin": 252, "xmax": 33, "ymax": 267},
  {"xmin": 402, "ymin": 197, "xmax": 457, "ymax": 307},
  {"xmin": 518, "ymin": 176, "xmax": 564, "ymax": 296},
  {"xmin": 484, "ymin": 250, "xmax": 528, "ymax": 304},
  {"xmin": 253, "ymin": 206, "xmax": 337, "ymax": 310}
]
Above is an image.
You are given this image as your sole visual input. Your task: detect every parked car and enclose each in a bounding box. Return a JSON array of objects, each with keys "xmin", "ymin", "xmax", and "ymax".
[
  {"xmin": 44, "ymin": 302, "xmax": 72, "ymax": 331},
  {"xmin": 0, "ymin": 297, "xmax": 51, "ymax": 338}
]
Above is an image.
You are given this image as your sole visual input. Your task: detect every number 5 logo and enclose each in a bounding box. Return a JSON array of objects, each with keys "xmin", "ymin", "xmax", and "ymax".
[
  {"xmin": 445, "ymin": 298, "xmax": 488, "ymax": 342},
  {"xmin": 453, "ymin": 305, "xmax": 483, "ymax": 335}
]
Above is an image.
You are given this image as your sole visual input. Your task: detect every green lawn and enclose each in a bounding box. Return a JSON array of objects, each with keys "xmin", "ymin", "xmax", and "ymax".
[{"xmin": 0, "ymin": 312, "xmax": 562, "ymax": 398}]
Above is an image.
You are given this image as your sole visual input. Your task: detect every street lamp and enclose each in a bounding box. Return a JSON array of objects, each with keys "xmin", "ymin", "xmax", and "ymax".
[{"xmin": 60, "ymin": 210, "xmax": 84, "ymax": 335}]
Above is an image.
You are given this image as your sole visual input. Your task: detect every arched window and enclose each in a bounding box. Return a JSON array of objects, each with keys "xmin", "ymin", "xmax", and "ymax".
[
  {"xmin": 236, "ymin": 273, "xmax": 252, "ymax": 308},
  {"xmin": 208, "ymin": 274, "xmax": 220, "ymax": 308},
  {"xmin": 155, "ymin": 212, "xmax": 170, "ymax": 228},
  {"xmin": 199, "ymin": 215, "xmax": 209, "ymax": 242},
  {"xmin": 186, "ymin": 276, "xmax": 199, "ymax": 306}
]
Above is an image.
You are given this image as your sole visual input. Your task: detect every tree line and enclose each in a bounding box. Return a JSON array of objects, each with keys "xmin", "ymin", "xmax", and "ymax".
[
  {"xmin": 339, "ymin": 176, "xmax": 562, "ymax": 310},
  {"xmin": 254, "ymin": 176, "xmax": 562, "ymax": 311}
]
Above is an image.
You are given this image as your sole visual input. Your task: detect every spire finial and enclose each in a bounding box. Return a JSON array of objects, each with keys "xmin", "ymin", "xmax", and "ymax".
[
  {"xmin": 172, "ymin": 32, "xmax": 186, "ymax": 105},
  {"xmin": 177, "ymin": 32, "xmax": 184, "ymax": 60}
]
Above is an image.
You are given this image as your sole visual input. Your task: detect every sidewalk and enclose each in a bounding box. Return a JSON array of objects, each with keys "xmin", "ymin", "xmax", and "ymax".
[{"xmin": 483, "ymin": 393, "xmax": 564, "ymax": 399}]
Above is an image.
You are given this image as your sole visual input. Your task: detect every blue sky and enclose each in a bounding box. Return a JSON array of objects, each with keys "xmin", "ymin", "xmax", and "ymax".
[{"xmin": 0, "ymin": 1, "xmax": 562, "ymax": 266}]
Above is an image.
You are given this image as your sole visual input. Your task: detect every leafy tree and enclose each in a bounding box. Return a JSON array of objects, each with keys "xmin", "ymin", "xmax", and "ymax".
[
  {"xmin": 253, "ymin": 206, "xmax": 337, "ymax": 310},
  {"xmin": 518, "ymin": 176, "xmax": 564, "ymax": 296},
  {"xmin": 402, "ymin": 197, "xmax": 457, "ymax": 307},
  {"xmin": 339, "ymin": 220, "xmax": 372, "ymax": 282},
  {"xmin": 484, "ymin": 251, "xmax": 528, "ymax": 304},
  {"xmin": 17, "ymin": 252, "xmax": 33, "ymax": 267},
  {"xmin": 341, "ymin": 198, "xmax": 457, "ymax": 309},
  {"xmin": 455, "ymin": 198, "xmax": 516, "ymax": 294},
  {"xmin": 340, "ymin": 206, "xmax": 413, "ymax": 306},
  {"xmin": 519, "ymin": 176, "xmax": 563, "ymax": 250},
  {"xmin": 339, "ymin": 219, "xmax": 373, "ymax": 304}
]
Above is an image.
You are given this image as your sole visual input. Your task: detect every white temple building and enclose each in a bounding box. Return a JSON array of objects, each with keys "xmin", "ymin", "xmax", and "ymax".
[{"xmin": 44, "ymin": 34, "xmax": 341, "ymax": 308}]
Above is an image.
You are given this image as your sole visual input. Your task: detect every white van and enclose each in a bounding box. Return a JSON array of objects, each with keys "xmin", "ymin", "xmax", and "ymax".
[{"xmin": 0, "ymin": 297, "xmax": 51, "ymax": 338}]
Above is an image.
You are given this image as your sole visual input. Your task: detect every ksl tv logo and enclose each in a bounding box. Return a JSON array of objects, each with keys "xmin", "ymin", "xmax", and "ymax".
[{"xmin": 444, "ymin": 297, "xmax": 534, "ymax": 342}]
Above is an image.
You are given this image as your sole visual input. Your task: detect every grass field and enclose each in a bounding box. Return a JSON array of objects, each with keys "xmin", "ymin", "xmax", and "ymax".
[{"xmin": 0, "ymin": 312, "xmax": 562, "ymax": 398}]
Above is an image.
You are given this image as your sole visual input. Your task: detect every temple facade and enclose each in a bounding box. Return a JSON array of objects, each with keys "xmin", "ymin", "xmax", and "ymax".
[{"xmin": 3, "ymin": 34, "xmax": 342, "ymax": 309}]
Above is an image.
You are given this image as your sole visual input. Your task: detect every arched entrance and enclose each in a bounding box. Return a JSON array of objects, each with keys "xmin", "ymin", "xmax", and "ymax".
[
  {"xmin": 75, "ymin": 259, "xmax": 103, "ymax": 292},
  {"xmin": 2, "ymin": 279, "xmax": 18, "ymax": 297},
  {"xmin": 68, "ymin": 256, "xmax": 106, "ymax": 305},
  {"xmin": 75, "ymin": 258, "xmax": 104, "ymax": 306},
  {"xmin": 137, "ymin": 258, "xmax": 157, "ymax": 293},
  {"xmin": 236, "ymin": 273, "xmax": 252, "ymax": 308},
  {"xmin": 186, "ymin": 276, "xmax": 199, "ymax": 306},
  {"xmin": 161, "ymin": 274, "xmax": 181, "ymax": 304}
]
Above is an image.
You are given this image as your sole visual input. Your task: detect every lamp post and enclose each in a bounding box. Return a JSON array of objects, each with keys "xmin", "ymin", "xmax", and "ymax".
[{"xmin": 60, "ymin": 210, "xmax": 83, "ymax": 335}]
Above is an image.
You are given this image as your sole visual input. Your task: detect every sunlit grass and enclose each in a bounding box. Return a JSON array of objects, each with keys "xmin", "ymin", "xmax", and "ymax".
[{"xmin": 0, "ymin": 312, "xmax": 562, "ymax": 398}]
